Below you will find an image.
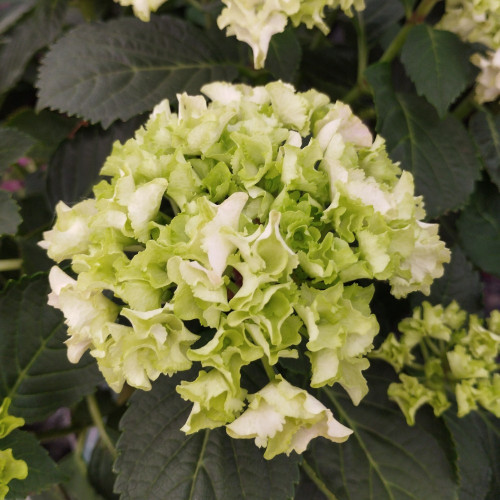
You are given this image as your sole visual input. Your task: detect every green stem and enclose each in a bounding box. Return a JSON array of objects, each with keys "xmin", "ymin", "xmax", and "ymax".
[
  {"xmin": 261, "ymin": 358, "xmax": 276, "ymax": 381},
  {"xmin": 86, "ymin": 394, "xmax": 117, "ymax": 460},
  {"xmin": 0, "ymin": 259, "xmax": 22, "ymax": 272},
  {"xmin": 453, "ymin": 89, "xmax": 477, "ymax": 120},
  {"xmin": 301, "ymin": 459, "xmax": 339, "ymax": 500},
  {"xmin": 36, "ymin": 425, "xmax": 88, "ymax": 442},
  {"xmin": 424, "ymin": 337, "xmax": 442, "ymax": 357},
  {"xmin": 353, "ymin": 12, "xmax": 368, "ymax": 87}
]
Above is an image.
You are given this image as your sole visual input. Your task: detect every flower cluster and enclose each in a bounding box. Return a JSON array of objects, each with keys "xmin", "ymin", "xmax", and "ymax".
[
  {"xmin": 218, "ymin": 0, "xmax": 365, "ymax": 68},
  {"xmin": 438, "ymin": 0, "xmax": 500, "ymax": 104},
  {"xmin": 0, "ymin": 399, "xmax": 28, "ymax": 500},
  {"xmin": 41, "ymin": 81, "xmax": 449, "ymax": 457},
  {"xmin": 472, "ymin": 49, "xmax": 500, "ymax": 103},
  {"xmin": 115, "ymin": 0, "xmax": 366, "ymax": 68},
  {"xmin": 372, "ymin": 301, "xmax": 500, "ymax": 425},
  {"xmin": 114, "ymin": 0, "xmax": 168, "ymax": 21}
]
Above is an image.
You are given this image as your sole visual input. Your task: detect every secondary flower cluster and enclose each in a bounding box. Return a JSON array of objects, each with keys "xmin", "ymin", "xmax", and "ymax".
[
  {"xmin": 439, "ymin": 0, "xmax": 500, "ymax": 103},
  {"xmin": 372, "ymin": 301, "xmax": 500, "ymax": 425},
  {"xmin": 114, "ymin": 0, "xmax": 366, "ymax": 68},
  {"xmin": 41, "ymin": 81, "xmax": 449, "ymax": 457},
  {"xmin": 0, "ymin": 399, "xmax": 28, "ymax": 500}
]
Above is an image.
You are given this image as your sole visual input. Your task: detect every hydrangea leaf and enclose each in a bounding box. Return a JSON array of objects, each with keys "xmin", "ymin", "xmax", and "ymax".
[
  {"xmin": 36, "ymin": 16, "xmax": 239, "ymax": 127},
  {"xmin": 443, "ymin": 411, "xmax": 500, "ymax": 500},
  {"xmin": 0, "ymin": 0, "xmax": 67, "ymax": 94},
  {"xmin": 0, "ymin": 191, "xmax": 21, "ymax": 236},
  {"xmin": 0, "ymin": 275, "xmax": 101, "ymax": 423},
  {"xmin": 265, "ymin": 27, "xmax": 302, "ymax": 83},
  {"xmin": 0, "ymin": 127, "xmax": 36, "ymax": 174},
  {"xmin": 115, "ymin": 371, "xmax": 300, "ymax": 500},
  {"xmin": 401, "ymin": 25, "xmax": 477, "ymax": 117},
  {"xmin": 457, "ymin": 182, "xmax": 500, "ymax": 276},
  {"xmin": 366, "ymin": 62, "xmax": 481, "ymax": 217},
  {"xmin": 364, "ymin": 0, "xmax": 404, "ymax": 43},
  {"xmin": 1, "ymin": 430, "xmax": 62, "ymax": 498},
  {"xmin": 304, "ymin": 371, "xmax": 458, "ymax": 500},
  {"xmin": 469, "ymin": 111, "xmax": 500, "ymax": 190}
]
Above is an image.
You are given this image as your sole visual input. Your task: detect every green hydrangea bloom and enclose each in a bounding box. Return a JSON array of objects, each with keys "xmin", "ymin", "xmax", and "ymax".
[
  {"xmin": 114, "ymin": 0, "xmax": 168, "ymax": 21},
  {"xmin": 375, "ymin": 301, "xmax": 500, "ymax": 423},
  {"xmin": 438, "ymin": 0, "xmax": 500, "ymax": 50},
  {"xmin": 218, "ymin": 0, "xmax": 366, "ymax": 68},
  {"xmin": 226, "ymin": 375, "xmax": 352, "ymax": 459},
  {"xmin": 41, "ymin": 81, "xmax": 449, "ymax": 456},
  {"xmin": 0, "ymin": 399, "xmax": 28, "ymax": 500}
]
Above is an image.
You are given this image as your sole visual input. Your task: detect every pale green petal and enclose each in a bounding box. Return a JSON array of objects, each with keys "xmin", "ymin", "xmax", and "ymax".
[{"xmin": 0, "ymin": 399, "xmax": 24, "ymax": 439}]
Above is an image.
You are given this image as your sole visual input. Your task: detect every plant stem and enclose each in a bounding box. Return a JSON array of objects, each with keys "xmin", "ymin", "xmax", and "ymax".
[
  {"xmin": 453, "ymin": 89, "xmax": 477, "ymax": 120},
  {"xmin": 353, "ymin": 12, "xmax": 368, "ymax": 87},
  {"xmin": 0, "ymin": 259, "xmax": 22, "ymax": 272},
  {"xmin": 261, "ymin": 358, "xmax": 276, "ymax": 381},
  {"xmin": 36, "ymin": 424, "xmax": 88, "ymax": 442},
  {"xmin": 86, "ymin": 394, "xmax": 117, "ymax": 460},
  {"xmin": 301, "ymin": 459, "xmax": 339, "ymax": 500}
]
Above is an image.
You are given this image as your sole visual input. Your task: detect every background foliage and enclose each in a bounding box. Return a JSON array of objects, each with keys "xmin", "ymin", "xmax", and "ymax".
[{"xmin": 0, "ymin": 0, "xmax": 498, "ymax": 499}]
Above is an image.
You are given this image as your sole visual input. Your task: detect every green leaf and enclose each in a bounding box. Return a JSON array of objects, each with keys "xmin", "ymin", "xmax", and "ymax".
[
  {"xmin": 29, "ymin": 453, "xmax": 105, "ymax": 500},
  {"xmin": 365, "ymin": 62, "xmax": 481, "ymax": 217},
  {"xmin": 0, "ymin": 0, "xmax": 36, "ymax": 36},
  {"xmin": 5, "ymin": 110, "xmax": 78, "ymax": 163},
  {"xmin": 37, "ymin": 16, "xmax": 239, "ymax": 128},
  {"xmin": 401, "ymin": 25, "xmax": 476, "ymax": 117},
  {"xmin": 469, "ymin": 111, "xmax": 500, "ymax": 189},
  {"xmin": 0, "ymin": 190, "xmax": 21, "ymax": 236},
  {"xmin": 47, "ymin": 118, "xmax": 145, "ymax": 208},
  {"xmin": 0, "ymin": 127, "xmax": 36, "ymax": 174},
  {"xmin": 0, "ymin": 0, "xmax": 67, "ymax": 94},
  {"xmin": 457, "ymin": 181, "xmax": 500, "ymax": 276},
  {"xmin": 1, "ymin": 429, "xmax": 62, "ymax": 498},
  {"xmin": 265, "ymin": 28, "xmax": 302, "ymax": 83},
  {"xmin": 115, "ymin": 371, "xmax": 300, "ymax": 500},
  {"xmin": 0, "ymin": 274, "xmax": 102, "ymax": 423},
  {"xmin": 305, "ymin": 371, "xmax": 458, "ymax": 500},
  {"xmin": 443, "ymin": 411, "xmax": 500, "ymax": 500},
  {"xmin": 364, "ymin": 0, "xmax": 405, "ymax": 44},
  {"xmin": 410, "ymin": 245, "xmax": 483, "ymax": 313},
  {"xmin": 88, "ymin": 433, "xmax": 119, "ymax": 500}
]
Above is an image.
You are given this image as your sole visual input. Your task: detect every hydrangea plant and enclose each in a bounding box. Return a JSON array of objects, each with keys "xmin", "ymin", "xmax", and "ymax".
[{"xmin": 40, "ymin": 81, "xmax": 449, "ymax": 458}]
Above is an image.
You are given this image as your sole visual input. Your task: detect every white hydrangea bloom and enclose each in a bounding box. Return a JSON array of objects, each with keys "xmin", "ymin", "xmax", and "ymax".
[
  {"xmin": 218, "ymin": 0, "xmax": 365, "ymax": 68},
  {"xmin": 472, "ymin": 49, "xmax": 500, "ymax": 103},
  {"xmin": 438, "ymin": 0, "xmax": 500, "ymax": 50},
  {"xmin": 226, "ymin": 375, "xmax": 352, "ymax": 458},
  {"xmin": 114, "ymin": 0, "xmax": 167, "ymax": 21}
]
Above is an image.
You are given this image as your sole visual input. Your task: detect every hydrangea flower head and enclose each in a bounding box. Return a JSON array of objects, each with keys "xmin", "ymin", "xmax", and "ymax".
[
  {"xmin": 218, "ymin": 0, "xmax": 366, "ymax": 68},
  {"xmin": 114, "ymin": 0, "xmax": 168, "ymax": 21},
  {"xmin": 41, "ymin": 81, "xmax": 449, "ymax": 456}
]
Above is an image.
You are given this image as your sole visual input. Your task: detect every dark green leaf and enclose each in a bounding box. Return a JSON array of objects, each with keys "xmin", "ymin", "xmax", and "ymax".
[
  {"xmin": 1, "ymin": 429, "xmax": 62, "ymax": 498},
  {"xmin": 30, "ymin": 454, "xmax": 105, "ymax": 500},
  {"xmin": 0, "ymin": 127, "xmax": 36, "ymax": 173},
  {"xmin": 401, "ymin": 25, "xmax": 476, "ymax": 116},
  {"xmin": 469, "ymin": 111, "xmax": 500, "ymax": 189},
  {"xmin": 265, "ymin": 28, "xmax": 302, "ymax": 83},
  {"xmin": 366, "ymin": 62, "xmax": 481, "ymax": 217},
  {"xmin": 5, "ymin": 110, "xmax": 78, "ymax": 163},
  {"xmin": 37, "ymin": 16, "xmax": 239, "ymax": 128},
  {"xmin": 0, "ymin": 274, "xmax": 102, "ymax": 422},
  {"xmin": 115, "ymin": 371, "xmax": 300, "ymax": 500},
  {"xmin": 0, "ymin": 0, "xmax": 67, "ymax": 94},
  {"xmin": 305, "ymin": 372, "xmax": 458, "ymax": 500},
  {"xmin": 443, "ymin": 411, "xmax": 500, "ymax": 500},
  {"xmin": 410, "ymin": 245, "xmax": 483, "ymax": 313},
  {"xmin": 457, "ymin": 182, "xmax": 500, "ymax": 276},
  {"xmin": 0, "ymin": 0, "xmax": 36, "ymax": 36},
  {"xmin": 0, "ymin": 190, "xmax": 21, "ymax": 235},
  {"xmin": 364, "ymin": 0, "xmax": 405, "ymax": 44},
  {"xmin": 88, "ymin": 432, "xmax": 119, "ymax": 500},
  {"xmin": 47, "ymin": 118, "xmax": 145, "ymax": 208}
]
